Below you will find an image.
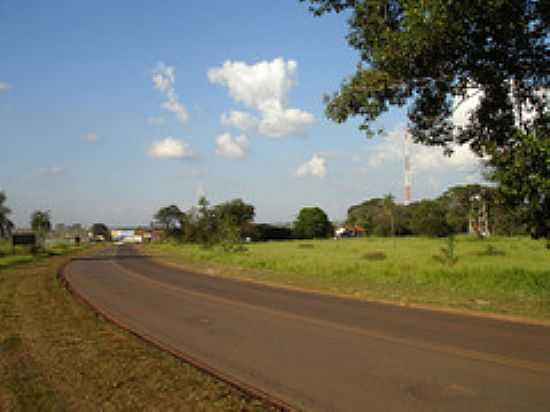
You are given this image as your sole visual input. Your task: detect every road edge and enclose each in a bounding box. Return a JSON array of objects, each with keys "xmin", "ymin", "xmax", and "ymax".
[
  {"xmin": 144, "ymin": 248, "xmax": 550, "ymax": 329},
  {"xmin": 57, "ymin": 255, "xmax": 296, "ymax": 412}
]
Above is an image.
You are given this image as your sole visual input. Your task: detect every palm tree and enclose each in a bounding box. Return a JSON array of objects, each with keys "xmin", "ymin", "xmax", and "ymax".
[
  {"xmin": 0, "ymin": 192, "xmax": 14, "ymax": 238},
  {"xmin": 383, "ymin": 194, "xmax": 396, "ymax": 237},
  {"xmin": 31, "ymin": 210, "xmax": 51, "ymax": 243}
]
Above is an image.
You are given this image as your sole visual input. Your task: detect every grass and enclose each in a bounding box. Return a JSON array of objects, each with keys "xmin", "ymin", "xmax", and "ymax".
[
  {"xmin": 0, "ymin": 240, "xmax": 88, "ymax": 269},
  {"xmin": 0, "ymin": 246, "xmax": 274, "ymax": 411},
  {"xmin": 143, "ymin": 236, "xmax": 550, "ymax": 320}
]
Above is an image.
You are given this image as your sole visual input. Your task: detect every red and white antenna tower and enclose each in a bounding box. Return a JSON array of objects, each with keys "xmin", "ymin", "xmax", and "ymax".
[{"xmin": 404, "ymin": 131, "xmax": 412, "ymax": 206}]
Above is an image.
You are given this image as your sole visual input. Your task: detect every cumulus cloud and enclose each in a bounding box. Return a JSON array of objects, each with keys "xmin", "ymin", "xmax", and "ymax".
[
  {"xmin": 220, "ymin": 111, "xmax": 258, "ymax": 131},
  {"xmin": 0, "ymin": 82, "xmax": 10, "ymax": 93},
  {"xmin": 215, "ymin": 133, "xmax": 249, "ymax": 159},
  {"xmin": 82, "ymin": 132, "xmax": 98, "ymax": 143},
  {"xmin": 208, "ymin": 58, "xmax": 314, "ymax": 137},
  {"xmin": 366, "ymin": 127, "xmax": 480, "ymax": 172},
  {"xmin": 152, "ymin": 63, "xmax": 189, "ymax": 124},
  {"xmin": 293, "ymin": 153, "xmax": 326, "ymax": 178},
  {"xmin": 148, "ymin": 137, "xmax": 195, "ymax": 159}
]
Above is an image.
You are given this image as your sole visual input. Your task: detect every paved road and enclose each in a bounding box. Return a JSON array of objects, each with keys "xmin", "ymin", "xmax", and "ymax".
[{"xmin": 65, "ymin": 245, "xmax": 550, "ymax": 411}]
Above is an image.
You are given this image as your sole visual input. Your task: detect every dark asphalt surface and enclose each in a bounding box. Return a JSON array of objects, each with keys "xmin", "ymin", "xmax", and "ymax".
[{"xmin": 65, "ymin": 245, "xmax": 550, "ymax": 411}]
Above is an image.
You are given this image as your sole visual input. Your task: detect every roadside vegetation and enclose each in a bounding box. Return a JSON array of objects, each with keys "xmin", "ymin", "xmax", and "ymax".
[
  {"xmin": 0, "ymin": 247, "xmax": 273, "ymax": 411},
  {"xmin": 144, "ymin": 236, "xmax": 550, "ymax": 320}
]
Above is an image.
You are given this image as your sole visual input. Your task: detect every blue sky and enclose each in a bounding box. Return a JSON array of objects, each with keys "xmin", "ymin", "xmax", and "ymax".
[{"xmin": 0, "ymin": 0, "xmax": 483, "ymax": 227}]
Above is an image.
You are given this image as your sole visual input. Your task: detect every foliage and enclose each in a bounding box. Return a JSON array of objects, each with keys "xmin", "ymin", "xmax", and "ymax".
[
  {"xmin": 486, "ymin": 128, "xmax": 550, "ymax": 240},
  {"xmin": 251, "ymin": 224, "xmax": 294, "ymax": 241},
  {"xmin": 160, "ymin": 197, "xmax": 255, "ymax": 252},
  {"xmin": 153, "ymin": 205, "xmax": 185, "ymax": 236},
  {"xmin": 410, "ymin": 200, "xmax": 453, "ymax": 237},
  {"xmin": 301, "ymin": 0, "xmax": 548, "ymax": 154},
  {"xmin": 30, "ymin": 210, "xmax": 51, "ymax": 243},
  {"xmin": 90, "ymin": 223, "xmax": 110, "ymax": 241},
  {"xmin": 382, "ymin": 194, "xmax": 396, "ymax": 237},
  {"xmin": 0, "ymin": 192, "xmax": 14, "ymax": 238},
  {"xmin": 293, "ymin": 207, "xmax": 333, "ymax": 239},
  {"xmin": 433, "ymin": 235, "xmax": 459, "ymax": 266}
]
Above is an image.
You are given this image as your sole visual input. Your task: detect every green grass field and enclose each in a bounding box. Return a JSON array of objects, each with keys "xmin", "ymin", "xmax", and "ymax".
[{"xmin": 144, "ymin": 236, "xmax": 550, "ymax": 320}]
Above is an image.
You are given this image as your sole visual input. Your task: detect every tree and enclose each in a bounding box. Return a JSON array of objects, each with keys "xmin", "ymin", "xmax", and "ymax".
[
  {"xmin": 153, "ymin": 205, "xmax": 185, "ymax": 236},
  {"xmin": 409, "ymin": 200, "xmax": 452, "ymax": 237},
  {"xmin": 302, "ymin": 1, "xmax": 548, "ymax": 154},
  {"xmin": 382, "ymin": 194, "xmax": 396, "ymax": 237},
  {"xmin": 0, "ymin": 192, "xmax": 14, "ymax": 238},
  {"xmin": 294, "ymin": 207, "xmax": 333, "ymax": 239},
  {"xmin": 91, "ymin": 223, "xmax": 110, "ymax": 241},
  {"xmin": 31, "ymin": 210, "xmax": 51, "ymax": 242},
  {"xmin": 215, "ymin": 199, "xmax": 255, "ymax": 232},
  {"xmin": 487, "ymin": 128, "xmax": 550, "ymax": 240}
]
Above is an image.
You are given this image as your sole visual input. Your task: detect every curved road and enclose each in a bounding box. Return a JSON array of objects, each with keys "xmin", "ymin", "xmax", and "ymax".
[{"xmin": 64, "ymin": 246, "xmax": 550, "ymax": 411}]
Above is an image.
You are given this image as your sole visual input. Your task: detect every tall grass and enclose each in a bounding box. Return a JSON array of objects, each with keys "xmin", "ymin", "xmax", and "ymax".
[{"xmin": 145, "ymin": 236, "xmax": 550, "ymax": 318}]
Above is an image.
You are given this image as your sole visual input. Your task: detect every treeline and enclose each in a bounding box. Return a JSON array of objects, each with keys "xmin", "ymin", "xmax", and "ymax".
[
  {"xmin": 347, "ymin": 184, "xmax": 526, "ymax": 238},
  {"xmin": 153, "ymin": 198, "xmax": 333, "ymax": 246}
]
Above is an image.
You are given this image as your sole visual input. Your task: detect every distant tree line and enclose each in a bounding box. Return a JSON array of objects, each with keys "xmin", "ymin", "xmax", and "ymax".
[{"xmin": 347, "ymin": 184, "xmax": 526, "ymax": 238}]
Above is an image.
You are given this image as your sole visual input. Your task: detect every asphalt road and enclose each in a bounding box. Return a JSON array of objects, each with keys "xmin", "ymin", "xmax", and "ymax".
[{"xmin": 64, "ymin": 245, "xmax": 550, "ymax": 411}]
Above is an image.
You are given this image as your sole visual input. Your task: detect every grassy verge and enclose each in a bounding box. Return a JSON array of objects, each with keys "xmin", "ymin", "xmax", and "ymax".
[
  {"xmin": 143, "ymin": 236, "xmax": 550, "ymax": 321},
  {"xmin": 0, "ymin": 247, "xmax": 273, "ymax": 411},
  {"xmin": 0, "ymin": 241, "xmax": 87, "ymax": 269}
]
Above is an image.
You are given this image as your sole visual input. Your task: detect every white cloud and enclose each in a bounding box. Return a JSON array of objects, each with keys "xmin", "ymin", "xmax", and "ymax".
[
  {"xmin": 215, "ymin": 133, "xmax": 249, "ymax": 159},
  {"xmin": 452, "ymin": 89, "xmax": 482, "ymax": 128},
  {"xmin": 366, "ymin": 126, "xmax": 479, "ymax": 172},
  {"xmin": 0, "ymin": 82, "xmax": 10, "ymax": 93},
  {"xmin": 148, "ymin": 137, "xmax": 195, "ymax": 159},
  {"xmin": 82, "ymin": 132, "xmax": 98, "ymax": 143},
  {"xmin": 147, "ymin": 116, "xmax": 165, "ymax": 126},
  {"xmin": 293, "ymin": 153, "xmax": 326, "ymax": 178},
  {"xmin": 152, "ymin": 63, "xmax": 189, "ymax": 124},
  {"xmin": 220, "ymin": 111, "xmax": 258, "ymax": 131},
  {"xmin": 208, "ymin": 58, "xmax": 314, "ymax": 138}
]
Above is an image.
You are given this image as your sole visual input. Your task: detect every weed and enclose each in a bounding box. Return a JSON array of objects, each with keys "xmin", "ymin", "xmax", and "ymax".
[
  {"xmin": 363, "ymin": 251, "xmax": 387, "ymax": 261},
  {"xmin": 432, "ymin": 235, "xmax": 459, "ymax": 266},
  {"xmin": 477, "ymin": 244, "xmax": 506, "ymax": 257}
]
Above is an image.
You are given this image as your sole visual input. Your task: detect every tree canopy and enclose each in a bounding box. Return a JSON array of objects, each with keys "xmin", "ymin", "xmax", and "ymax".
[
  {"xmin": 487, "ymin": 127, "xmax": 550, "ymax": 239},
  {"xmin": 301, "ymin": 0, "xmax": 549, "ymax": 154},
  {"xmin": 31, "ymin": 210, "xmax": 51, "ymax": 239},
  {"xmin": 91, "ymin": 223, "xmax": 110, "ymax": 240},
  {"xmin": 153, "ymin": 205, "xmax": 185, "ymax": 233},
  {"xmin": 294, "ymin": 207, "xmax": 333, "ymax": 239}
]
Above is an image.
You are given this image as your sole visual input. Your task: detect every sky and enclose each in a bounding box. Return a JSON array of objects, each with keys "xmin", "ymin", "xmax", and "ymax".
[{"xmin": 0, "ymin": 0, "xmax": 484, "ymax": 228}]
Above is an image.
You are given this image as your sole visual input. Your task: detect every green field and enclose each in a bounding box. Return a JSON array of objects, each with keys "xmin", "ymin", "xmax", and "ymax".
[{"xmin": 144, "ymin": 236, "xmax": 550, "ymax": 320}]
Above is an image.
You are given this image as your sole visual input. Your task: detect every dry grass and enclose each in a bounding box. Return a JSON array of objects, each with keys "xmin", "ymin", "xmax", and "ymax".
[{"xmin": 0, "ymin": 248, "xmax": 274, "ymax": 411}]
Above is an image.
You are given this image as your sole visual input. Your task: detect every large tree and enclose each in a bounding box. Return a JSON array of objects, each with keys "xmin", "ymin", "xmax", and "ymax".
[
  {"xmin": 486, "ymin": 127, "xmax": 550, "ymax": 240},
  {"xmin": 302, "ymin": 0, "xmax": 548, "ymax": 153},
  {"xmin": 153, "ymin": 205, "xmax": 185, "ymax": 234},
  {"xmin": 0, "ymin": 192, "xmax": 14, "ymax": 238},
  {"xmin": 294, "ymin": 207, "xmax": 333, "ymax": 239}
]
